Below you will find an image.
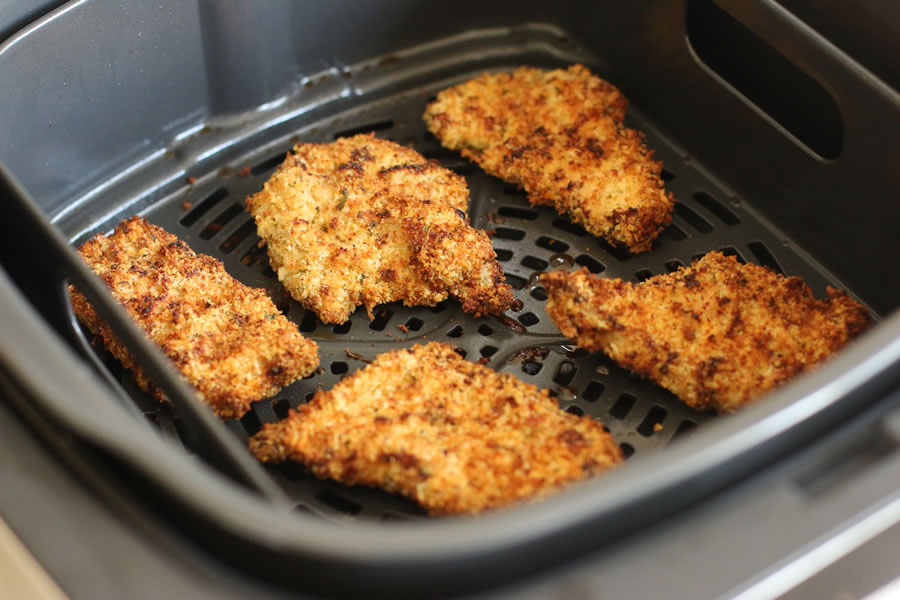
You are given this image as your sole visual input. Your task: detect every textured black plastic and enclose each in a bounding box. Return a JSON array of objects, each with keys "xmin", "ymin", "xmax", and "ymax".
[
  {"xmin": 2, "ymin": 1, "xmax": 900, "ymax": 597},
  {"xmin": 71, "ymin": 28, "xmax": 859, "ymax": 522}
]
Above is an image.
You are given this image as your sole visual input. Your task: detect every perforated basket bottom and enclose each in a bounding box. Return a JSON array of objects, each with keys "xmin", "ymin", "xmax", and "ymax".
[{"xmin": 72, "ymin": 25, "xmax": 847, "ymax": 522}]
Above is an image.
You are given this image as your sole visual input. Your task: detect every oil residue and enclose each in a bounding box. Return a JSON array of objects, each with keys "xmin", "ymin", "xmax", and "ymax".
[
  {"xmin": 549, "ymin": 253, "xmax": 575, "ymax": 268},
  {"xmin": 509, "ymin": 346, "xmax": 551, "ymax": 362},
  {"xmin": 495, "ymin": 314, "xmax": 526, "ymax": 332},
  {"xmin": 548, "ymin": 345, "xmax": 588, "ymax": 361}
]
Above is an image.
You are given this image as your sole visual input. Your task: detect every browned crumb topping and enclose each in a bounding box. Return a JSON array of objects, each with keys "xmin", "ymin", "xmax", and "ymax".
[
  {"xmin": 70, "ymin": 216, "xmax": 319, "ymax": 418},
  {"xmin": 542, "ymin": 252, "xmax": 872, "ymax": 412},
  {"xmin": 423, "ymin": 64, "xmax": 675, "ymax": 253},
  {"xmin": 250, "ymin": 342, "xmax": 622, "ymax": 515},
  {"xmin": 246, "ymin": 134, "xmax": 515, "ymax": 324}
]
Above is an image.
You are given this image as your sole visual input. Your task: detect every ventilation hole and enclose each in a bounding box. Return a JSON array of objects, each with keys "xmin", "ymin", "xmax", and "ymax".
[
  {"xmin": 180, "ymin": 187, "xmax": 228, "ymax": 227},
  {"xmin": 598, "ymin": 240, "xmax": 632, "ymax": 262},
  {"xmin": 530, "ymin": 287, "xmax": 548, "ymax": 301},
  {"xmin": 548, "ymin": 389, "xmax": 559, "ymax": 398},
  {"xmin": 453, "ymin": 347, "xmax": 467, "ymax": 359},
  {"xmin": 671, "ymin": 419, "xmax": 698, "ymax": 443},
  {"xmin": 582, "ymin": 381, "xmax": 605, "ymax": 402},
  {"xmin": 502, "ymin": 183, "xmax": 524, "ymax": 195},
  {"xmin": 332, "ymin": 120, "xmax": 394, "ymax": 139},
  {"xmin": 748, "ymin": 241, "xmax": 785, "ymax": 275},
  {"xmin": 240, "ymin": 244, "xmax": 269, "ymax": 267},
  {"xmin": 693, "ymin": 191, "xmax": 740, "ymax": 225},
  {"xmin": 493, "ymin": 227, "xmax": 526, "ymax": 241},
  {"xmin": 522, "ymin": 360, "xmax": 543, "ymax": 375},
  {"xmin": 663, "ymin": 224, "xmax": 688, "ymax": 241},
  {"xmin": 660, "ymin": 168, "xmax": 676, "ymax": 181},
  {"xmin": 566, "ymin": 405, "xmax": 585, "ymax": 417},
  {"xmin": 518, "ymin": 312, "xmax": 539, "ymax": 327},
  {"xmin": 692, "ymin": 253, "xmax": 706, "ymax": 263},
  {"xmin": 240, "ymin": 409, "xmax": 263, "ymax": 437},
  {"xmin": 369, "ymin": 309, "xmax": 393, "ymax": 330},
  {"xmin": 273, "ymin": 462, "xmax": 307, "ymax": 481},
  {"xmin": 304, "ymin": 392, "xmax": 316, "ymax": 402},
  {"xmin": 494, "ymin": 248, "xmax": 514, "ymax": 262},
  {"xmin": 551, "ymin": 217, "xmax": 588, "ymax": 237},
  {"xmin": 480, "ymin": 346, "xmax": 498, "ymax": 358},
  {"xmin": 219, "ymin": 219, "xmax": 257, "ymax": 253},
  {"xmin": 498, "ymin": 206, "xmax": 539, "ymax": 220},
  {"xmin": 553, "ymin": 361, "xmax": 577, "ymax": 386},
  {"xmin": 674, "ymin": 203, "xmax": 714, "ymax": 233},
  {"xmin": 478, "ymin": 324, "xmax": 494, "ymax": 336},
  {"xmin": 665, "ymin": 260, "xmax": 685, "ymax": 273},
  {"xmin": 620, "ymin": 443, "xmax": 635, "ymax": 459},
  {"xmin": 637, "ymin": 406, "xmax": 669, "ymax": 436},
  {"xmin": 574, "ymin": 254, "xmax": 605, "ymax": 274},
  {"xmin": 429, "ymin": 300, "xmax": 450, "ymax": 314},
  {"xmin": 635, "ymin": 269, "xmax": 654, "ymax": 282},
  {"xmin": 315, "ymin": 489, "xmax": 362, "ymax": 515},
  {"xmin": 272, "ymin": 398, "xmax": 292, "ymax": 420},
  {"xmin": 298, "ymin": 310, "xmax": 318, "ymax": 333},
  {"xmin": 330, "ymin": 362, "xmax": 348, "ymax": 375},
  {"xmin": 333, "ymin": 321, "xmax": 352, "ymax": 334},
  {"xmin": 505, "ymin": 274, "xmax": 527, "ymax": 290},
  {"xmin": 423, "ymin": 147, "xmax": 463, "ymax": 161},
  {"xmin": 521, "ymin": 255, "xmax": 549, "ymax": 271},
  {"xmin": 251, "ymin": 152, "xmax": 287, "ymax": 176},
  {"xmin": 406, "ymin": 317, "xmax": 424, "ymax": 331},
  {"xmin": 609, "ymin": 393, "xmax": 637, "ymax": 419},
  {"xmin": 720, "ymin": 246, "xmax": 746, "ymax": 263},
  {"xmin": 536, "ymin": 236, "xmax": 570, "ymax": 253},
  {"xmin": 447, "ymin": 325, "xmax": 464, "ymax": 338}
]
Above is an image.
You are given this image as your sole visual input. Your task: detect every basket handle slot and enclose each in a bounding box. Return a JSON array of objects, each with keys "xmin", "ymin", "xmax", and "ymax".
[{"xmin": 686, "ymin": 0, "xmax": 843, "ymax": 160}]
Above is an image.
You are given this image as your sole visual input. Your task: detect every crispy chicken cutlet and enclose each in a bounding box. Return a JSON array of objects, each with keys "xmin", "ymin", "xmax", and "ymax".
[
  {"xmin": 246, "ymin": 134, "xmax": 515, "ymax": 324},
  {"xmin": 70, "ymin": 217, "xmax": 319, "ymax": 419},
  {"xmin": 250, "ymin": 342, "xmax": 622, "ymax": 515},
  {"xmin": 423, "ymin": 65, "xmax": 675, "ymax": 253},
  {"xmin": 542, "ymin": 252, "xmax": 872, "ymax": 412}
]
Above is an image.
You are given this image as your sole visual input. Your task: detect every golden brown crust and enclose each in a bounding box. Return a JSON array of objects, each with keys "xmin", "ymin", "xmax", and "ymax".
[
  {"xmin": 423, "ymin": 65, "xmax": 675, "ymax": 253},
  {"xmin": 70, "ymin": 217, "xmax": 319, "ymax": 419},
  {"xmin": 542, "ymin": 252, "xmax": 872, "ymax": 412},
  {"xmin": 249, "ymin": 342, "xmax": 622, "ymax": 515},
  {"xmin": 246, "ymin": 134, "xmax": 515, "ymax": 324}
]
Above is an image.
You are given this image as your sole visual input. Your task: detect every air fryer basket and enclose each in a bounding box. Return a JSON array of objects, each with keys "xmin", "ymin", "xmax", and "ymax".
[
  {"xmin": 86, "ymin": 43, "xmax": 847, "ymax": 519},
  {"xmin": 1, "ymin": 0, "xmax": 899, "ymax": 597}
]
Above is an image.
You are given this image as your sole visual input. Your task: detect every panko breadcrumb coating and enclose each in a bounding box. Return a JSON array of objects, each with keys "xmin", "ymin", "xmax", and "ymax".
[
  {"xmin": 423, "ymin": 64, "xmax": 675, "ymax": 253},
  {"xmin": 246, "ymin": 134, "xmax": 515, "ymax": 324},
  {"xmin": 250, "ymin": 342, "xmax": 622, "ymax": 515},
  {"xmin": 542, "ymin": 252, "xmax": 872, "ymax": 412},
  {"xmin": 70, "ymin": 217, "xmax": 319, "ymax": 419}
]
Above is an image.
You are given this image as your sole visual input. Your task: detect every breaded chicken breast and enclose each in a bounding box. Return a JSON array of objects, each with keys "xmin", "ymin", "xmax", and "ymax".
[
  {"xmin": 246, "ymin": 134, "xmax": 515, "ymax": 324},
  {"xmin": 542, "ymin": 252, "xmax": 871, "ymax": 412},
  {"xmin": 423, "ymin": 65, "xmax": 675, "ymax": 253},
  {"xmin": 70, "ymin": 217, "xmax": 319, "ymax": 419},
  {"xmin": 250, "ymin": 342, "xmax": 622, "ymax": 515}
]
